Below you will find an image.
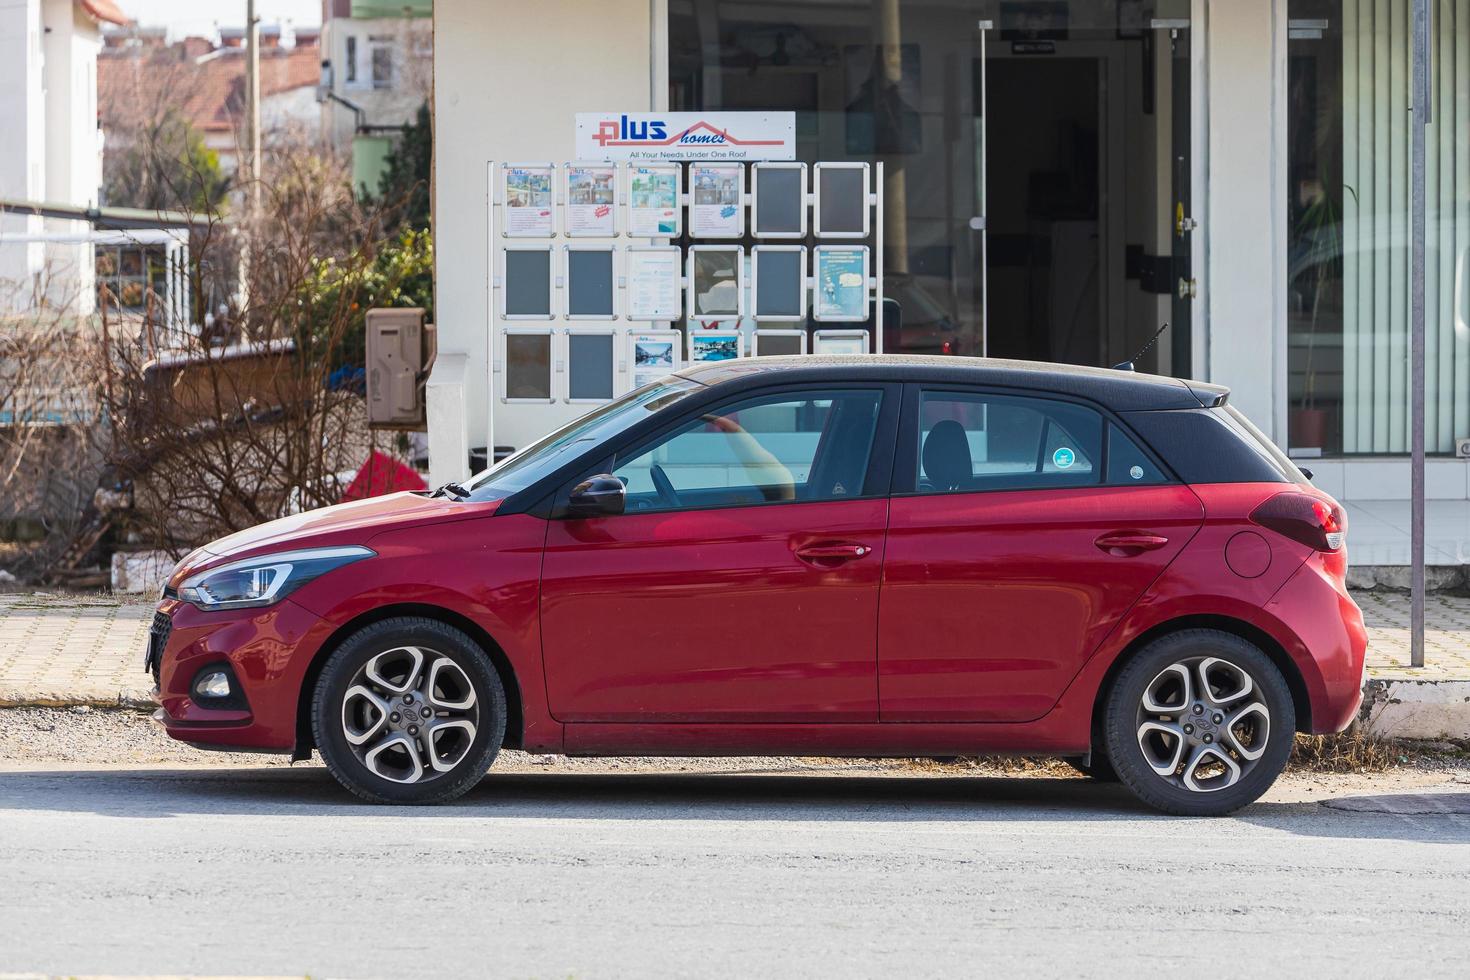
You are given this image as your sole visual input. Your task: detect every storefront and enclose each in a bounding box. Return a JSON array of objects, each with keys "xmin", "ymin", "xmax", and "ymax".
[{"xmin": 428, "ymin": 0, "xmax": 1467, "ymax": 501}]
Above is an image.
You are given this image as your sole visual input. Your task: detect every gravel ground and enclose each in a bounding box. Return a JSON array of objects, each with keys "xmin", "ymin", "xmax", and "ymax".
[
  {"xmin": 0, "ymin": 705, "xmax": 1083, "ymax": 776},
  {"xmin": 3, "ymin": 706, "xmax": 1468, "ymax": 792}
]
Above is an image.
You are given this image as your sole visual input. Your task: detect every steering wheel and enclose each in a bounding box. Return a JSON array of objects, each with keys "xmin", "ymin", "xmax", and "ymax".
[{"xmin": 650, "ymin": 463, "xmax": 682, "ymax": 509}]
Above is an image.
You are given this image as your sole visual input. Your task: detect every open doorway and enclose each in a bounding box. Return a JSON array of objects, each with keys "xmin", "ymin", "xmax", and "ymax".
[
  {"xmin": 984, "ymin": 56, "xmax": 1102, "ymax": 364},
  {"xmin": 976, "ymin": 16, "xmax": 1193, "ymax": 375}
]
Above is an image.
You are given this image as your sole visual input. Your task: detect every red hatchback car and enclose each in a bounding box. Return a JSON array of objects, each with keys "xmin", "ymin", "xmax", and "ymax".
[{"xmin": 148, "ymin": 356, "xmax": 1366, "ymax": 815}]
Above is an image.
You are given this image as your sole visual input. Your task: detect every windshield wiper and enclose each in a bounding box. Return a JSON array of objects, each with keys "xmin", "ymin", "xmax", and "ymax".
[{"xmin": 432, "ymin": 482, "xmax": 470, "ymax": 500}]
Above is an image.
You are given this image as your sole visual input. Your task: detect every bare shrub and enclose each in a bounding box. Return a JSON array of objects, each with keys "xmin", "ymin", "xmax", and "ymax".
[
  {"xmin": 0, "ymin": 276, "xmax": 108, "ymax": 581},
  {"xmin": 95, "ymin": 136, "xmax": 413, "ymax": 558}
]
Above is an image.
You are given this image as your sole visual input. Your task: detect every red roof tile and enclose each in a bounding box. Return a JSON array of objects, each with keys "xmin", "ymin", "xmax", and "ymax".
[
  {"xmin": 99, "ymin": 42, "xmax": 321, "ymax": 136},
  {"xmin": 80, "ymin": 1, "xmax": 130, "ymax": 26}
]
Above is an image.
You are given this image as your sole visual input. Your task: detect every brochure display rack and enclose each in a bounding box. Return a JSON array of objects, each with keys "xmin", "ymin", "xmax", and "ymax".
[{"xmin": 485, "ymin": 158, "xmax": 884, "ymax": 456}]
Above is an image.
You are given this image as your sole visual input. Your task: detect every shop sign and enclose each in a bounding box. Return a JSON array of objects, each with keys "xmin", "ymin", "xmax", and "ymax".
[{"xmin": 576, "ymin": 112, "xmax": 796, "ymax": 161}]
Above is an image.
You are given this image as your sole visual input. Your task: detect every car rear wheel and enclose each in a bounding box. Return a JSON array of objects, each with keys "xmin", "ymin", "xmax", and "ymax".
[
  {"xmin": 1103, "ymin": 630, "xmax": 1295, "ymax": 816},
  {"xmin": 312, "ymin": 617, "xmax": 507, "ymax": 804}
]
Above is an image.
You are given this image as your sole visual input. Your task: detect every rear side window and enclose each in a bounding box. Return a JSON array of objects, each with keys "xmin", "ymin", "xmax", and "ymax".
[
  {"xmin": 1220, "ymin": 406, "xmax": 1309, "ymax": 483},
  {"xmin": 1122, "ymin": 407, "xmax": 1303, "ymax": 485},
  {"xmin": 1107, "ymin": 424, "xmax": 1168, "ymax": 485},
  {"xmin": 916, "ymin": 391, "xmax": 1102, "ymax": 493}
]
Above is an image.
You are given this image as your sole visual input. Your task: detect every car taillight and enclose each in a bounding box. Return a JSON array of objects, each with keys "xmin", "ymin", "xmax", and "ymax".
[{"xmin": 1250, "ymin": 492, "xmax": 1346, "ymax": 552}]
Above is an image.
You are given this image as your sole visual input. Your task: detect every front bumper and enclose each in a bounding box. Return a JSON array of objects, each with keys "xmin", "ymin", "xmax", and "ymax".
[{"xmin": 150, "ymin": 596, "xmax": 328, "ymax": 752}]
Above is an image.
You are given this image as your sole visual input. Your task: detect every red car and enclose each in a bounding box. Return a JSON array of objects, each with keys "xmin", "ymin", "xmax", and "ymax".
[{"xmin": 148, "ymin": 356, "xmax": 1365, "ymax": 815}]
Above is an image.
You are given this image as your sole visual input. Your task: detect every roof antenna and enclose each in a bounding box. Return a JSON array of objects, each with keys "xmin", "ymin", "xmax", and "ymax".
[{"xmin": 1112, "ymin": 322, "xmax": 1168, "ymax": 372}]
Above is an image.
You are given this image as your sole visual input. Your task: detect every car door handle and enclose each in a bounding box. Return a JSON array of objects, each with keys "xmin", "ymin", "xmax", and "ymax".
[
  {"xmin": 1094, "ymin": 531, "xmax": 1170, "ymax": 556},
  {"xmin": 795, "ymin": 542, "xmax": 872, "ymax": 566}
]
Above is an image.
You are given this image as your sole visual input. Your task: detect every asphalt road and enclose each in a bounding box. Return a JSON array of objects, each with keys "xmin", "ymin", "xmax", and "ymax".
[{"xmin": 2, "ymin": 765, "xmax": 1469, "ymax": 977}]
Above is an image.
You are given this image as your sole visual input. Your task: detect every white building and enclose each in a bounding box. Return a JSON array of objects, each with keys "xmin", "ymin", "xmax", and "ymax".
[
  {"xmin": 0, "ymin": 0, "xmax": 129, "ymax": 315},
  {"xmin": 428, "ymin": 0, "xmax": 1467, "ymax": 515},
  {"xmin": 319, "ymin": 0, "xmax": 431, "ymax": 195}
]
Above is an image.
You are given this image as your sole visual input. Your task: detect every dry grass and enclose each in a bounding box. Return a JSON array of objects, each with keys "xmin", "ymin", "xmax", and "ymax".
[
  {"xmin": 1289, "ymin": 728, "xmax": 1406, "ymax": 773},
  {"xmin": 899, "ymin": 756, "xmax": 1082, "ymax": 777},
  {"xmin": 890, "ymin": 729, "xmax": 1465, "ymax": 779}
]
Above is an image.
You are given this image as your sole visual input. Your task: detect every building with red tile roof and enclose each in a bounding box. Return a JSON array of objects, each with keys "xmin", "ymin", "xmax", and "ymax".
[{"xmin": 99, "ymin": 27, "xmax": 323, "ymax": 174}]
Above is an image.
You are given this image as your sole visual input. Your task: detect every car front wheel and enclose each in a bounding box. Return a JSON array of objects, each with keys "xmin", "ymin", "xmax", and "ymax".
[
  {"xmin": 1103, "ymin": 630, "xmax": 1295, "ymax": 816},
  {"xmin": 312, "ymin": 617, "xmax": 507, "ymax": 804}
]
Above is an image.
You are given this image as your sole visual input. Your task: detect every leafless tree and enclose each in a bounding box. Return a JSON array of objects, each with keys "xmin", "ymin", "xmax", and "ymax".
[
  {"xmin": 93, "ymin": 134, "xmax": 410, "ymax": 560},
  {"xmin": 0, "ymin": 273, "xmax": 108, "ymax": 583}
]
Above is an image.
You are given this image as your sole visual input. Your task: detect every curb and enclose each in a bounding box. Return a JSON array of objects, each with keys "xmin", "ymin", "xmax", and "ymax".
[
  {"xmin": 1348, "ymin": 565, "xmax": 1470, "ymax": 592},
  {"xmin": 0, "ymin": 693, "xmax": 154, "ymax": 710},
  {"xmin": 1360, "ymin": 678, "xmax": 1470, "ymax": 740}
]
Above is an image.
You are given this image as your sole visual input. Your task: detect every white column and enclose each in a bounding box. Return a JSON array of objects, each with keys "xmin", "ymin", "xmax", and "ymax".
[
  {"xmin": 432, "ymin": 0, "xmax": 653, "ymax": 454},
  {"xmin": 1203, "ymin": 0, "xmax": 1288, "ymax": 439},
  {"xmin": 426, "ymin": 352, "xmax": 471, "ymax": 486},
  {"xmin": 0, "ymin": 0, "xmax": 45, "ymax": 309}
]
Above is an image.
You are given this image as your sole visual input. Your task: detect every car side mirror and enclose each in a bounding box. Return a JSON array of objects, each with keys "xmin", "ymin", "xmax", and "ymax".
[{"xmin": 566, "ymin": 474, "xmax": 626, "ymax": 518}]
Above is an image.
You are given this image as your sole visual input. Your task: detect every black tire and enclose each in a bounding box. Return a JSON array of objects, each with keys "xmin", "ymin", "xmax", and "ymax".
[
  {"xmin": 1103, "ymin": 629, "xmax": 1295, "ymax": 817},
  {"xmin": 312, "ymin": 617, "xmax": 507, "ymax": 804},
  {"xmin": 1065, "ymin": 752, "xmax": 1119, "ymax": 782}
]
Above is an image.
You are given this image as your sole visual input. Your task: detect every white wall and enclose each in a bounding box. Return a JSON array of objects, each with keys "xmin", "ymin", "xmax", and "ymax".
[
  {"xmin": 432, "ymin": 0, "xmax": 656, "ymax": 461},
  {"xmin": 1203, "ymin": 0, "xmax": 1286, "ymax": 440},
  {"xmin": 263, "ymin": 85, "xmax": 323, "ymax": 135},
  {"xmin": 322, "ymin": 16, "xmax": 432, "ymax": 148},
  {"xmin": 0, "ymin": 0, "xmax": 102, "ymax": 313},
  {"xmin": 40, "ymin": 0, "xmax": 100, "ymax": 313},
  {"xmin": 0, "ymin": 0, "xmax": 45, "ymax": 307}
]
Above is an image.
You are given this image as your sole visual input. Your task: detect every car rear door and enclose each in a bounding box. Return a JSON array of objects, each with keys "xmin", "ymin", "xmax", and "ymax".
[
  {"xmin": 540, "ymin": 383, "xmax": 898, "ymax": 723},
  {"xmin": 877, "ymin": 385, "xmax": 1204, "ymax": 722}
]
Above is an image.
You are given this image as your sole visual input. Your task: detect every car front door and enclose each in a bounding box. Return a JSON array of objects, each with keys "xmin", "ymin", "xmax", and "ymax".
[
  {"xmin": 878, "ymin": 386, "xmax": 1204, "ymax": 722},
  {"xmin": 540, "ymin": 384, "xmax": 897, "ymax": 723}
]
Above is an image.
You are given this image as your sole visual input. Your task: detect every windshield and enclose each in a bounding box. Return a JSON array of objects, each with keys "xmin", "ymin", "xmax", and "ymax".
[{"xmin": 464, "ymin": 376, "xmax": 703, "ymax": 502}]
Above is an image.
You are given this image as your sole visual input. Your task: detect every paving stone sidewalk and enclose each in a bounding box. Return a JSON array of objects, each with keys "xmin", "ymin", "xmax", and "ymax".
[
  {"xmin": 0, "ymin": 594, "xmax": 157, "ymax": 705},
  {"xmin": 0, "ymin": 589, "xmax": 1467, "ymax": 707}
]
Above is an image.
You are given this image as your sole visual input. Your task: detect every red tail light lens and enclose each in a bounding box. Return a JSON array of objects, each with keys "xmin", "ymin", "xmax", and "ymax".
[{"xmin": 1250, "ymin": 492, "xmax": 1347, "ymax": 551}]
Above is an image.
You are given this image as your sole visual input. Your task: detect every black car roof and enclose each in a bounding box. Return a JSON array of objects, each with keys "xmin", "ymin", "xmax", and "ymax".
[{"xmin": 675, "ymin": 355, "xmax": 1227, "ymax": 413}]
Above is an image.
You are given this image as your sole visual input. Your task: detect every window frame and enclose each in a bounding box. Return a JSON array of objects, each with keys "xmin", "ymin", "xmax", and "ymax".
[
  {"xmin": 891, "ymin": 383, "xmax": 1178, "ymax": 497},
  {"xmin": 344, "ymin": 35, "xmax": 358, "ymax": 85},
  {"xmin": 562, "ymin": 326, "xmax": 618, "ymax": 405},
  {"xmin": 554, "ymin": 381, "xmax": 901, "ymax": 519},
  {"xmin": 498, "ymin": 326, "xmax": 556, "ymax": 405},
  {"xmin": 369, "ymin": 38, "xmax": 394, "ymax": 90}
]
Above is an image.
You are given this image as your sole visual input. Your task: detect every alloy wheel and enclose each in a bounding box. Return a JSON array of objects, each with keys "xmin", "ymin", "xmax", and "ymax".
[
  {"xmin": 340, "ymin": 646, "xmax": 480, "ymax": 784},
  {"xmin": 1134, "ymin": 656, "xmax": 1271, "ymax": 794}
]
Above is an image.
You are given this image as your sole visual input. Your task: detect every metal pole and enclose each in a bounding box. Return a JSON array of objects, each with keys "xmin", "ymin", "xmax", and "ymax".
[
  {"xmin": 486, "ymin": 161, "xmax": 497, "ymax": 470},
  {"xmin": 238, "ymin": 0, "xmax": 261, "ymax": 322},
  {"xmin": 246, "ymin": 1, "xmax": 261, "ymax": 216},
  {"xmin": 1410, "ymin": 0, "xmax": 1429, "ymax": 667},
  {"xmin": 875, "ymin": 161, "xmax": 884, "ymax": 354}
]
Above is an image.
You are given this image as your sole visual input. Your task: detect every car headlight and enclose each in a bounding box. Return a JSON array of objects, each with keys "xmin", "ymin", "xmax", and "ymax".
[{"xmin": 178, "ymin": 545, "xmax": 375, "ymax": 610}]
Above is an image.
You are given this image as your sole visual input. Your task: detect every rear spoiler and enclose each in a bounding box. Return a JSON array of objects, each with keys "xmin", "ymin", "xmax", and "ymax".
[{"xmin": 1183, "ymin": 379, "xmax": 1229, "ymax": 408}]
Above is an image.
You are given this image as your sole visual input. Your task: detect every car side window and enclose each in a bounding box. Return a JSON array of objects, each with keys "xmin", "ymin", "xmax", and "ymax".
[
  {"xmin": 613, "ymin": 389, "xmax": 883, "ymax": 512},
  {"xmin": 1107, "ymin": 423, "xmax": 1169, "ymax": 485},
  {"xmin": 916, "ymin": 390, "xmax": 1102, "ymax": 493}
]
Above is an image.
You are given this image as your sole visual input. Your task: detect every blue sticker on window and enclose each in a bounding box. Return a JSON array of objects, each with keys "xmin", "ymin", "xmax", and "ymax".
[{"xmin": 1053, "ymin": 447, "xmax": 1075, "ymax": 469}]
